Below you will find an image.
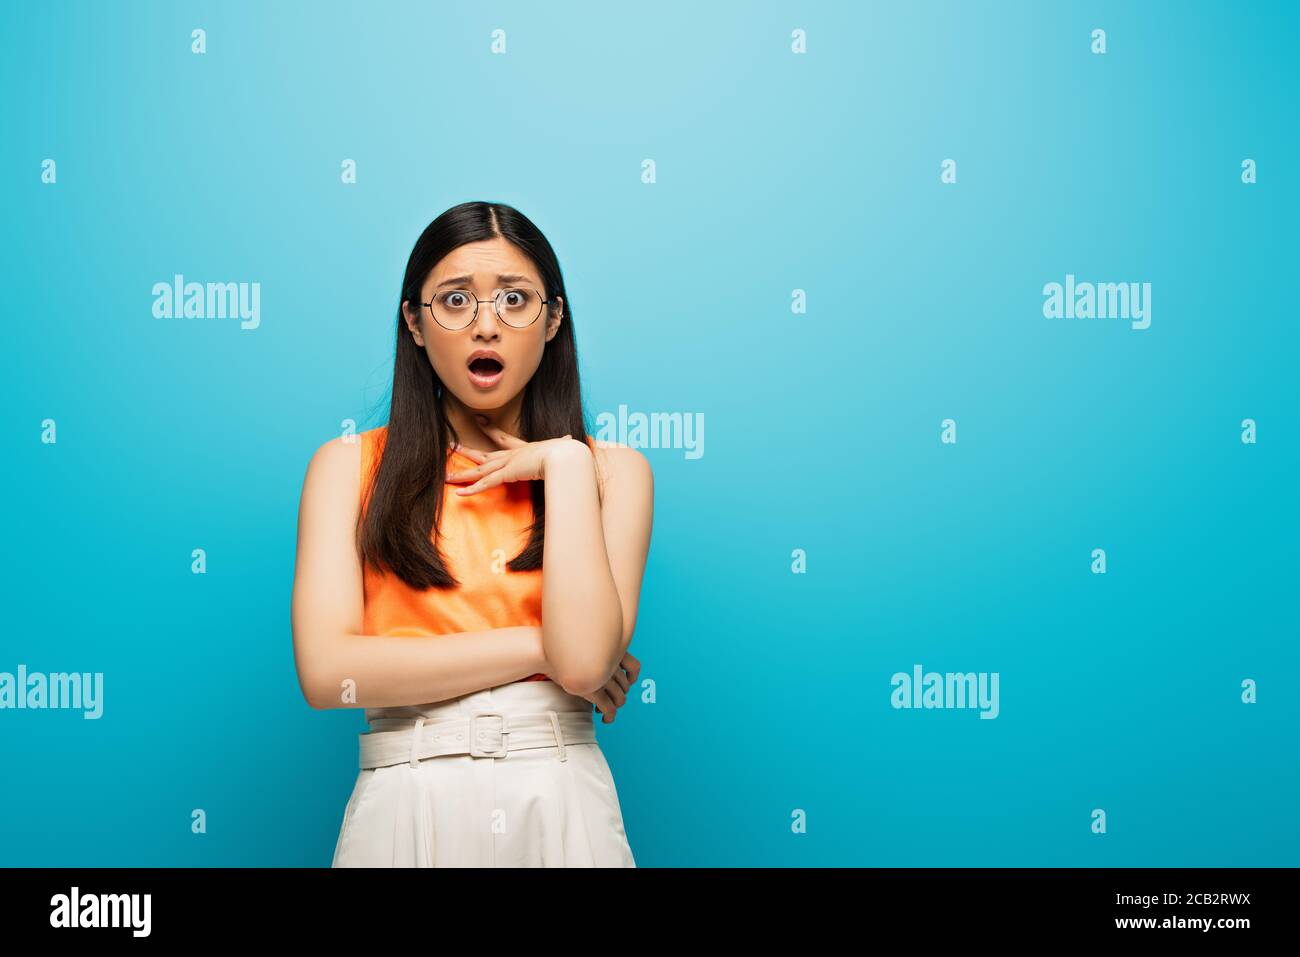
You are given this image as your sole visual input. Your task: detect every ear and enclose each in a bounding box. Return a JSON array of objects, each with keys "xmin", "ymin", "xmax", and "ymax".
[
  {"xmin": 402, "ymin": 299, "xmax": 426, "ymax": 348},
  {"xmin": 543, "ymin": 295, "xmax": 563, "ymax": 343}
]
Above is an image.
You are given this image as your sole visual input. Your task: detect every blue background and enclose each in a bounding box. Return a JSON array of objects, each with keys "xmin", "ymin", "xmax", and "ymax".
[{"xmin": 2, "ymin": 0, "xmax": 1296, "ymax": 866}]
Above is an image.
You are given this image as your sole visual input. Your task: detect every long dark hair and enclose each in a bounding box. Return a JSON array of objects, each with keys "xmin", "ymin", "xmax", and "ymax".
[{"xmin": 358, "ymin": 201, "xmax": 588, "ymax": 589}]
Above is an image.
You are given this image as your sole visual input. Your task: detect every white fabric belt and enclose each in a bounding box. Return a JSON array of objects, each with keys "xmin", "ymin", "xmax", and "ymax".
[{"xmin": 358, "ymin": 709, "xmax": 597, "ymax": 769}]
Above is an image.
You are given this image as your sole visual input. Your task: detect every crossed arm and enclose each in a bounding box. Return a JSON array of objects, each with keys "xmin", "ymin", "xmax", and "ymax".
[
  {"xmin": 290, "ymin": 436, "xmax": 653, "ymax": 710},
  {"xmin": 536, "ymin": 440, "xmax": 654, "ymax": 695}
]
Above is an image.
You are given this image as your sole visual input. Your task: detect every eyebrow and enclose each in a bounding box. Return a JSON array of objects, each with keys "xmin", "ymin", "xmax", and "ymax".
[{"xmin": 435, "ymin": 273, "xmax": 535, "ymax": 289}]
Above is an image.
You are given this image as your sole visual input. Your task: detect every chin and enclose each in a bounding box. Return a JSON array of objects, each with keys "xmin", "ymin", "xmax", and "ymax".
[{"xmin": 443, "ymin": 381, "xmax": 520, "ymax": 410}]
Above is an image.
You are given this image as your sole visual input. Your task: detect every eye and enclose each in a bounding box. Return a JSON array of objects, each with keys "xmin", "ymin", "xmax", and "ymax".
[{"xmin": 441, "ymin": 291, "xmax": 470, "ymax": 308}]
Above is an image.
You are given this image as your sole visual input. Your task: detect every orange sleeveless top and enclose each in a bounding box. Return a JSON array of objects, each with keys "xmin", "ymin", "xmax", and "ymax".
[{"xmin": 358, "ymin": 424, "xmax": 595, "ymax": 682}]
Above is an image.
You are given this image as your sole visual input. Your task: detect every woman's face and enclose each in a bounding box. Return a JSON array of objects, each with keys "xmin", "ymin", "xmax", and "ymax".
[{"xmin": 402, "ymin": 237, "xmax": 562, "ymax": 414}]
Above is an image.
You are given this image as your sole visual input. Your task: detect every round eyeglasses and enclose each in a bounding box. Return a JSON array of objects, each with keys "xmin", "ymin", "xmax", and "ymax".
[{"xmin": 421, "ymin": 284, "xmax": 553, "ymax": 331}]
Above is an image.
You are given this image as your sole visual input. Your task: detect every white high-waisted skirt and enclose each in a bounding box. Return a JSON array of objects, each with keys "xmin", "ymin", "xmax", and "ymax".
[{"xmin": 331, "ymin": 678, "xmax": 636, "ymax": 867}]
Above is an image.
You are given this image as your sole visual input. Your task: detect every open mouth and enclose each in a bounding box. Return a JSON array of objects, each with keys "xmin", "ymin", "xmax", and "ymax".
[{"xmin": 467, "ymin": 354, "xmax": 505, "ymax": 388}]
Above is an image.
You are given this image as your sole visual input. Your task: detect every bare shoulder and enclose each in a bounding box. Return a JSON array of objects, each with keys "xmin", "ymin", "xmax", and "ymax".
[
  {"xmin": 300, "ymin": 431, "xmax": 365, "ymax": 507},
  {"xmin": 589, "ymin": 442, "xmax": 653, "ymax": 504},
  {"xmin": 592, "ymin": 442, "xmax": 651, "ymax": 473},
  {"xmin": 308, "ymin": 431, "xmax": 362, "ymax": 474}
]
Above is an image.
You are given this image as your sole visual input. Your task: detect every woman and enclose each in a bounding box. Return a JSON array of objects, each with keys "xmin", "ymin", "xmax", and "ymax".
[{"xmin": 291, "ymin": 201, "xmax": 653, "ymax": 867}]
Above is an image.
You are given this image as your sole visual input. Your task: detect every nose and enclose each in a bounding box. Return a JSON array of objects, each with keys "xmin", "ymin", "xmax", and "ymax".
[{"xmin": 470, "ymin": 295, "xmax": 503, "ymax": 338}]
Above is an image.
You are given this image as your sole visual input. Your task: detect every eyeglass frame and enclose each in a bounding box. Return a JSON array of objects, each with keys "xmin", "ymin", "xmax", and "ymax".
[{"xmin": 419, "ymin": 284, "xmax": 556, "ymax": 331}]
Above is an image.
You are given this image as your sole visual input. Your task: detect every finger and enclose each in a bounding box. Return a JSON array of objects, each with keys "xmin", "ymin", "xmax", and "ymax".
[
  {"xmin": 609, "ymin": 667, "xmax": 630, "ymax": 694},
  {"xmin": 604, "ymin": 678, "xmax": 626, "ymax": 708},
  {"xmin": 461, "ymin": 446, "xmax": 509, "ymax": 464},
  {"xmin": 622, "ymin": 652, "xmax": 641, "ymax": 684},
  {"xmin": 484, "ymin": 427, "xmax": 527, "ymax": 449},
  {"xmin": 455, "ymin": 473, "xmax": 506, "ymax": 496},
  {"xmin": 446, "ymin": 456, "xmax": 507, "ymax": 484},
  {"xmin": 589, "ymin": 689, "xmax": 615, "ymax": 723},
  {"xmin": 448, "ymin": 450, "xmax": 508, "ymax": 481},
  {"xmin": 474, "ymin": 415, "xmax": 527, "ymax": 449},
  {"xmin": 450, "ymin": 442, "xmax": 489, "ymax": 464}
]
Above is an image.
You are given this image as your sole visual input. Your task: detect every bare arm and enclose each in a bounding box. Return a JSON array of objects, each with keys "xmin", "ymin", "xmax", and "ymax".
[
  {"xmin": 290, "ymin": 435, "xmax": 552, "ymax": 710},
  {"xmin": 540, "ymin": 441, "xmax": 654, "ymax": 696}
]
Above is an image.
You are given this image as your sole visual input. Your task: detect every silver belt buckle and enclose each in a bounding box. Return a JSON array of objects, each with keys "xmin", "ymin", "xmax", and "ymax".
[{"xmin": 469, "ymin": 711, "xmax": 508, "ymax": 758}]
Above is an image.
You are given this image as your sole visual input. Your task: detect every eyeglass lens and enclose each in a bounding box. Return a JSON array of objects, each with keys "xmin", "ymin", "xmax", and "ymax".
[{"xmin": 429, "ymin": 286, "xmax": 542, "ymax": 329}]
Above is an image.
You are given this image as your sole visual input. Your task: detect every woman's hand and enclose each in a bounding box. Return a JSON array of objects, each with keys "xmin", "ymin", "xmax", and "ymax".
[
  {"xmin": 574, "ymin": 650, "xmax": 641, "ymax": 724},
  {"xmin": 541, "ymin": 650, "xmax": 640, "ymax": 723},
  {"xmin": 446, "ymin": 414, "xmax": 587, "ymax": 496}
]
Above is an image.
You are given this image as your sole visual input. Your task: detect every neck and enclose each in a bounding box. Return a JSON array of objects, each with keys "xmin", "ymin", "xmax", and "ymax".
[{"xmin": 441, "ymin": 390, "xmax": 524, "ymax": 448}]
